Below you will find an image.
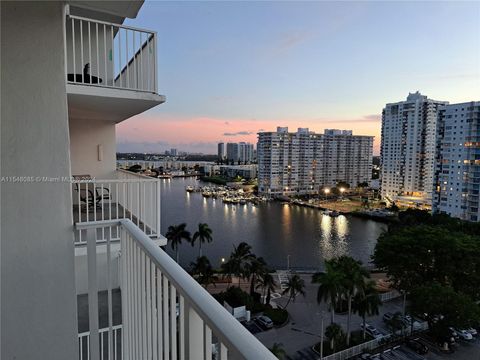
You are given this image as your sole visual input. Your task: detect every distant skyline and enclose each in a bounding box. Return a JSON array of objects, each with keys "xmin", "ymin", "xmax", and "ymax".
[{"xmin": 117, "ymin": 1, "xmax": 480, "ymax": 155}]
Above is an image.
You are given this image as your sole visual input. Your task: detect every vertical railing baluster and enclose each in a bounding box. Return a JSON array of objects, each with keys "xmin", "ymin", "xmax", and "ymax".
[
  {"xmin": 142, "ymin": 182, "xmax": 146, "ymax": 233},
  {"xmin": 104, "ymin": 24, "xmax": 107, "ymax": 87},
  {"xmin": 111, "ymin": 25, "xmax": 115, "ymax": 87},
  {"xmin": 151, "ymin": 262, "xmax": 157, "ymax": 360},
  {"xmin": 219, "ymin": 343, "xmax": 228, "ymax": 360},
  {"xmin": 86, "ymin": 227, "xmax": 100, "ymax": 360},
  {"xmin": 146, "ymin": 258, "xmax": 152, "ymax": 360},
  {"xmin": 80, "ymin": 20, "xmax": 84, "ymax": 83},
  {"xmin": 139, "ymin": 31, "xmax": 143, "ymax": 91},
  {"xmin": 141, "ymin": 252, "xmax": 147, "ymax": 358},
  {"xmin": 72, "ymin": 18, "xmax": 76, "ymax": 83},
  {"xmin": 204, "ymin": 325, "xmax": 212, "ymax": 360},
  {"xmin": 157, "ymin": 269, "xmax": 163, "ymax": 357},
  {"xmin": 179, "ymin": 296, "xmax": 185, "ymax": 360},
  {"xmin": 107, "ymin": 223, "xmax": 113, "ymax": 360},
  {"xmin": 146, "ymin": 33, "xmax": 150, "ymax": 91},
  {"xmin": 118, "ymin": 28, "xmax": 121, "ymax": 88},
  {"xmin": 133, "ymin": 30, "xmax": 136, "ymax": 90},
  {"xmin": 129, "ymin": 236, "xmax": 135, "ymax": 360},
  {"xmin": 96, "ymin": 22, "xmax": 99, "ymax": 83},
  {"xmin": 88, "ymin": 21, "xmax": 91, "ymax": 84},
  {"xmin": 163, "ymin": 276, "xmax": 169, "ymax": 359},
  {"xmin": 126, "ymin": 29, "xmax": 129, "ymax": 88},
  {"xmin": 170, "ymin": 284, "xmax": 177, "ymax": 359},
  {"xmin": 136, "ymin": 244, "xmax": 141, "ymax": 358}
]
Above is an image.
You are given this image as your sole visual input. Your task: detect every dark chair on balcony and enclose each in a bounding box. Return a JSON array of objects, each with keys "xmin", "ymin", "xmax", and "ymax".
[
  {"xmin": 73, "ymin": 175, "xmax": 110, "ymax": 210},
  {"xmin": 67, "ymin": 63, "xmax": 103, "ymax": 84}
]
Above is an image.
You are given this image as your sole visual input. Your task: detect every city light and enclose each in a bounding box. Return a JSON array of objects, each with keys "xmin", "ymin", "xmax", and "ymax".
[{"xmin": 324, "ymin": 188, "xmax": 330, "ymax": 194}]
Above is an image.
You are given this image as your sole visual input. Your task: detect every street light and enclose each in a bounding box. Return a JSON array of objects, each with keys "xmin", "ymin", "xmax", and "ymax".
[
  {"xmin": 323, "ymin": 188, "xmax": 330, "ymax": 202},
  {"xmin": 318, "ymin": 311, "xmax": 325, "ymax": 360}
]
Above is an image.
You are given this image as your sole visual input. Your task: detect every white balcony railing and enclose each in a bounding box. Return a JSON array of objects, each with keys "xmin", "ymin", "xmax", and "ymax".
[
  {"xmin": 76, "ymin": 219, "xmax": 276, "ymax": 360},
  {"xmin": 65, "ymin": 12, "xmax": 157, "ymax": 93},
  {"xmin": 72, "ymin": 173, "xmax": 161, "ymax": 244}
]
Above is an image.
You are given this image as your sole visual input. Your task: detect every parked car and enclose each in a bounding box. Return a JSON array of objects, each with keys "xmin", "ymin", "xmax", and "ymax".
[
  {"xmin": 360, "ymin": 323, "xmax": 383, "ymax": 339},
  {"xmin": 403, "ymin": 315, "xmax": 423, "ymax": 331},
  {"xmin": 383, "ymin": 312, "xmax": 394, "ymax": 323},
  {"xmin": 448, "ymin": 327, "xmax": 460, "ymax": 340},
  {"xmin": 255, "ymin": 315, "xmax": 273, "ymax": 329},
  {"xmin": 454, "ymin": 329, "xmax": 473, "ymax": 341},
  {"xmin": 466, "ymin": 327, "xmax": 478, "ymax": 336},
  {"xmin": 406, "ymin": 339, "xmax": 429, "ymax": 355}
]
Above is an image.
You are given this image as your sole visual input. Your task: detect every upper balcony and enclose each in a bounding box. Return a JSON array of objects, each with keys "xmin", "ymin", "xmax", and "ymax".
[{"xmin": 65, "ymin": 10, "xmax": 166, "ymax": 123}]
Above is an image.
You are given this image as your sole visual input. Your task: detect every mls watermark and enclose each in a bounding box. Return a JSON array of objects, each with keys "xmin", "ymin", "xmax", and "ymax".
[{"xmin": 1, "ymin": 176, "xmax": 95, "ymax": 183}]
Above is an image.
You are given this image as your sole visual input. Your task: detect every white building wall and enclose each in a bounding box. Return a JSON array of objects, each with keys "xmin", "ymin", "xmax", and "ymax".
[
  {"xmin": 69, "ymin": 117, "xmax": 117, "ymax": 179},
  {"xmin": 1, "ymin": 2, "xmax": 78, "ymax": 359}
]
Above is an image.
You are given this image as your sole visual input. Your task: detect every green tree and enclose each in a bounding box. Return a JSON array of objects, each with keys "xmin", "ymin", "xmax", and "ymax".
[
  {"xmin": 330, "ymin": 256, "xmax": 369, "ymax": 346},
  {"xmin": 269, "ymin": 342, "xmax": 286, "ymax": 359},
  {"xmin": 410, "ymin": 283, "xmax": 480, "ymax": 341},
  {"xmin": 190, "ymin": 256, "xmax": 218, "ymax": 289},
  {"xmin": 352, "ymin": 280, "xmax": 381, "ymax": 340},
  {"xmin": 191, "ymin": 223, "xmax": 213, "ymax": 258},
  {"xmin": 281, "ymin": 274, "xmax": 306, "ymax": 310},
  {"xmin": 385, "ymin": 311, "xmax": 406, "ymax": 336},
  {"xmin": 165, "ymin": 223, "xmax": 191, "ymax": 263},
  {"xmin": 222, "ymin": 242, "xmax": 255, "ymax": 287},
  {"xmin": 245, "ymin": 256, "xmax": 267, "ymax": 296},
  {"xmin": 373, "ymin": 225, "xmax": 480, "ymax": 299},
  {"xmin": 256, "ymin": 271, "xmax": 276, "ymax": 305},
  {"xmin": 312, "ymin": 262, "xmax": 344, "ymax": 324},
  {"xmin": 325, "ymin": 323, "xmax": 344, "ymax": 353}
]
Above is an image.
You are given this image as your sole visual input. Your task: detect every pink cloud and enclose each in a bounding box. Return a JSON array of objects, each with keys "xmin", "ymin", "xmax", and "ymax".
[{"xmin": 117, "ymin": 113, "xmax": 382, "ymax": 154}]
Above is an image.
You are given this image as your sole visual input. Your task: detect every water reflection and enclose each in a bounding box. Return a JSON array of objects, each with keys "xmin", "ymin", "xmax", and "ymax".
[{"xmin": 160, "ymin": 178, "xmax": 388, "ymax": 269}]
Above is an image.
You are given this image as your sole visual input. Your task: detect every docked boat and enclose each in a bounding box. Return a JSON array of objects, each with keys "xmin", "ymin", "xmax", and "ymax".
[{"xmin": 186, "ymin": 185, "xmax": 194, "ymax": 192}]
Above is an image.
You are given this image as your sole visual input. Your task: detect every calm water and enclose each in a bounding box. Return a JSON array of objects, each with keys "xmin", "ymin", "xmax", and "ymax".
[{"xmin": 160, "ymin": 178, "xmax": 387, "ymax": 270}]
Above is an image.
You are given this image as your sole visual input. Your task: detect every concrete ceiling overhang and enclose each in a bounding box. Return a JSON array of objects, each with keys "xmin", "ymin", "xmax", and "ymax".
[
  {"xmin": 68, "ymin": 1, "xmax": 144, "ymax": 23},
  {"xmin": 67, "ymin": 84, "xmax": 165, "ymax": 123}
]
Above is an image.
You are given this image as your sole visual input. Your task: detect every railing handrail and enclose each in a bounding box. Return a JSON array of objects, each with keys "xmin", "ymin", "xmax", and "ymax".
[
  {"xmin": 116, "ymin": 168, "xmax": 158, "ymax": 180},
  {"xmin": 76, "ymin": 219, "xmax": 276, "ymax": 360},
  {"xmin": 67, "ymin": 13, "xmax": 156, "ymax": 35},
  {"xmin": 78, "ymin": 324, "xmax": 123, "ymax": 338}
]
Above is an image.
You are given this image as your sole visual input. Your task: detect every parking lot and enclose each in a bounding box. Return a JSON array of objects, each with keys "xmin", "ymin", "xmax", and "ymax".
[{"xmin": 253, "ymin": 274, "xmax": 480, "ymax": 360}]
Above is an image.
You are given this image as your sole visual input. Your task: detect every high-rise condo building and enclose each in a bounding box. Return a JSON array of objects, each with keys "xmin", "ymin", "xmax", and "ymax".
[
  {"xmin": 239, "ymin": 142, "xmax": 254, "ymax": 163},
  {"xmin": 226, "ymin": 142, "xmax": 254, "ymax": 163},
  {"xmin": 217, "ymin": 142, "xmax": 226, "ymax": 160},
  {"xmin": 257, "ymin": 127, "xmax": 373, "ymax": 196},
  {"xmin": 433, "ymin": 102, "xmax": 480, "ymax": 221},
  {"xmin": 380, "ymin": 92, "xmax": 448, "ymax": 209}
]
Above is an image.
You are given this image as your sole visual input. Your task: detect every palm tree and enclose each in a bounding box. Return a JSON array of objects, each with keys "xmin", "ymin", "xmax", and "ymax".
[
  {"xmin": 330, "ymin": 256, "xmax": 369, "ymax": 346},
  {"xmin": 165, "ymin": 223, "xmax": 191, "ymax": 263},
  {"xmin": 325, "ymin": 323, "xmax": 344, "ymax": 353},
  {"xmin": 312, "ymin": 261, "xmax": 344, "ymax": 324},
  {"xmin": 190, "ymin": 256, "xmax": 218, "ymax": 289},
  {"xmin": 352, "ymin": 280, "xmax": 381, "ymax": 339},
  {"xmin": 256, "ymin": 271, "xmax": 276, "ymax": 305},
  {"xmin": 269, "ymin": 342, "xmax": 286, "ymax": 359},
  {"xmin": 281, "ymin": 274, "xmax": 306, "ymax": 310},
  {"xmin": 191, "ymin": 223, "xmax": 213, "ymax": 258},
  {"xmin": 246, "ymin": 256, "xmax": 267, "ymax": 296},
  {"xmin": 230, "ymin": 242, "xmax": 254, "ymax": 286}
]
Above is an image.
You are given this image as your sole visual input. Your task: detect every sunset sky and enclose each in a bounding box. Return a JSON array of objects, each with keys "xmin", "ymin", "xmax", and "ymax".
[{"xmin": 118, "ymin": 1, "xmax": 480, "ymax": 155}]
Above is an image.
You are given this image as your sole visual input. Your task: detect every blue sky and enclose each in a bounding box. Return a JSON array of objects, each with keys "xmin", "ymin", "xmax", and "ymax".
[{"xmin": 118, "ymin": 1, "xmax": 480, "ymax": 154}]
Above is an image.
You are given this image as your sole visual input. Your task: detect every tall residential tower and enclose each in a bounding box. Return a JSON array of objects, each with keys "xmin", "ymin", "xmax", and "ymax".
[
  {"xmin": 433, "ymin": 102, "xmax": 480, "ymax": 221},
  {"xmin": 257, "ymin": 127, "xmax": 373, "ymax": 196},
  {"xmin": 380, "ymin": 92, "xmax": 448, "ymax": 208}
]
